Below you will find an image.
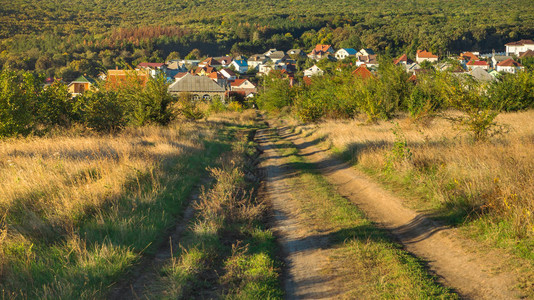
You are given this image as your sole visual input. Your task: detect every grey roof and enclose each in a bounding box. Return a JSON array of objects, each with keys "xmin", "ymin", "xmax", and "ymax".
[
  {"xmin": 269, "ymin": 51, "xmax": 287, "ymax": 60},
  {"xmin": 470, "ymin": 68, "xmax": 494, "ymax": 82},
  {"xmin": 493, "ymin": 55, "xmax": 512, "ymax": 62},
  {"xmin": 168, "ymin": 74, "xmax": 225, "ymax": 93}
]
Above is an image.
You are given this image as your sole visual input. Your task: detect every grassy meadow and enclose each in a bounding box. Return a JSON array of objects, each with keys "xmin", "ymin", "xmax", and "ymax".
[
  {"xmin": 0, "ymin": 111, "xmax": 265, "ymax": 298},
  {"xmin": 295, "ymin": 110, "xmax": 534, "ymax": 261}
]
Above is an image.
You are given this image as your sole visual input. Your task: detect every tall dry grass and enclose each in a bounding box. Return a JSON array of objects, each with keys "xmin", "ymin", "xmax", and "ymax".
[
  {"xmin": 298, "ymin": 110, "xmax": 534, "ymax": 241},
  {"xmin": 0, "ymin": 121, "xmax": 217, "ymax": 297}
]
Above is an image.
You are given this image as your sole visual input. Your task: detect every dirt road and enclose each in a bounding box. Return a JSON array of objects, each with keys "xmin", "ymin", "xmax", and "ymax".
[
  {"xmin": 259, "ymin": 125, "xmax": 522, "ymax": 300},
  {"xmin": 257, "ymin": 128, "xmax": 343, "ymax": 299}
]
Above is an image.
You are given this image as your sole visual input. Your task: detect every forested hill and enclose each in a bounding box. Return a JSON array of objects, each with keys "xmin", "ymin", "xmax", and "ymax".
[{"xmin": 1, "ymin": 0, "xmax": 533, "ymax": 77}]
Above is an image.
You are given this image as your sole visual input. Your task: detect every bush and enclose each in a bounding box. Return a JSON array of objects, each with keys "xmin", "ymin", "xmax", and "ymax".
[
  {"xmin": 0, "ymin": 70, "xmax": 40, "ymax": 137},
  {"xmin": 75, "ymin": 90, "xmax": 126, "ymax": 132},
  {"xmin": 37, "ymin": 81, "xmax": 74, "ymax": 128}
]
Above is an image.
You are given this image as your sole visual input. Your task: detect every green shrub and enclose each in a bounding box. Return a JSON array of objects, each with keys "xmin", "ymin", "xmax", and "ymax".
[
  {"xmin": 0, "ymin": 70, "xmax": 40, "ymax": 137},
  {"xmin": 75, "ymin": 90, "xmax": 126, "ymax": 132}
]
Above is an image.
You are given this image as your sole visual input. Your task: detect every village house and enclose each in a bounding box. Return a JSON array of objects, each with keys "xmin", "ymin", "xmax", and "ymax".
[
  {"xmin": 68, "ymin": 75, "xmax": 95, "ymax": 96},
  {"xmin": 137, "ymin": 62, "xmax": 167, "ymax": 77},
  {"xmin": 416, "ymin": 50, "xmax": 438, "ymax": 63},
  {"xmin": 496, "ymin": 58, "xmax": 524, "ymax": 74},
  {"xmin": 357, "ymin": 48, "xmax": 375, "ymax": 57},
  {"xmin": 220, "ymin": 68, "xmax": 237, "ymax": 81},
  {"xmin": 393, "ymin": 54, "xmax": 411, "ymax": 66},
  {"xmin": 459, "ymin": 51, "xmax": 479, "ymax": 63},
  {"xmin": 215, "ymin": 56, "xmax": 233, "ymax": 67},
  {"xmin": 287, "ymin": 49, "xmax": 305, "ymax": 58},
  {"xmin": 308, "ymin": 44, "xmax": 335, "ymax": 61},
  {"xmin": 335, "ymin": 48, "xmax": 357, "ymax": 60},
  {"xmin": 303, "ymin": 65, "xmax": 324, "ymax": 77},
  {"xmin": 519, "ymin": 50, "xmax": 534, "ymax": 59},
  {"xmin": 193, "ymin": 66, "xmax": 217, "ymax": 76},
  {"xmin": 466, "ymin": 60, "xmax": 489, "ymax": 70},
  {"xmin": 168, "ymin": 73, "xmax": 226, "ymax": 101},
  {"xmin": 352, "ymin": 64, "xmax": 375, "ymax": 80},
  {"xmin": 268, "ymin": 51, "xmax": 289, "ymax": 64},
  {"xmin": 198, "ymin": 57, "xmax": 221, "ymax": 68},
  {"xmin": 505, "ymin": 40, "xmax": 534, "ymax": 56},
  {"xmin": 491, "ymin": 55, "xmax": 513, "ymax": 69},
  {"xmin": 107, "ymin": 68, "xmax": 150, "ymax": 88},
  {"xmin": 230, "ymin": 79, "xmax": 257, "ymax": 97},
  {"xmin": 230, "ymin": 59, "xmax": 248, "ymax": 73},
  {"xmin": 248, "ymin": 55, "xmax": 269, "ymax": 70}
]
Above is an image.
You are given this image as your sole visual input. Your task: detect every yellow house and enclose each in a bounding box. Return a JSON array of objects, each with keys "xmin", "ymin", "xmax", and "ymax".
[{"xmin": 67, "ymin": 75, "xmax": 95, "ymax": 96}]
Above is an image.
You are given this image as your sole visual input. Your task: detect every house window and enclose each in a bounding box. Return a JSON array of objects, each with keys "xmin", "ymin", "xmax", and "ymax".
[
  {"xmin": 193, "ymin": 94, "xmax": 200, "ymax": 101},
  {"xmin": 202, "ymin": 94, "xmax": 211, "ymax": 101}
]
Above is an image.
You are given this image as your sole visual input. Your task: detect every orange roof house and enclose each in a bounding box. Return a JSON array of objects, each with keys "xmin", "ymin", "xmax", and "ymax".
[
  {"xmin": 496, "ymin": 58, "xmax": 524, "ymax": 73},
  {"xmin": 466, "ymin": 60, "xmax": 489, "ymax": 70},
  {"xmin": 394, "ymin": 54, "xmax": 409, "ymax": 65},
  {"xmin": 459, "ymin": 52, "xmax": 479, "ymax": 62},
  {"xmin": 416, "ymin": 50, "xmax": 438, "ymax": 63},
  {"xmin": 352, "ymin": 65, "xmax": 375, "ymax": 80}
]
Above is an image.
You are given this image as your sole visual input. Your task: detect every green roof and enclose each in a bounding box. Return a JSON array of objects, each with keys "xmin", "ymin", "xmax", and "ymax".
[{"xmin": 72, "ymin": 75, "xmax": 95, "ymax": 83}]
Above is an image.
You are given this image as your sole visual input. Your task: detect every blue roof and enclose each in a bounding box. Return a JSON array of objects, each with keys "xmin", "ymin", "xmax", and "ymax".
[
  {"xmin": 342, "ymin": 48, "xmax": 358, "ymax": 55},
  {"xmin": 233, "ymin": 60, "xmax": 248, "ymax": 67}
]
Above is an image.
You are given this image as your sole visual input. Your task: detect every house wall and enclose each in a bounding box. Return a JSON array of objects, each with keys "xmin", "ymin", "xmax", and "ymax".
[
  {"xmin": 416, "ymin": 57, "xmax": 438, "ymax": 63},
  {"xmin": 506, "ymin": 44, "xmax": 534, "ymax": 56}
]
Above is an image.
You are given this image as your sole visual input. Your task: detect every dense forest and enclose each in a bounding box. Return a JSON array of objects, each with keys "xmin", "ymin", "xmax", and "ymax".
[{"xmin": 0, "ymin": 0, "xmax": 533, "ymax": 80}]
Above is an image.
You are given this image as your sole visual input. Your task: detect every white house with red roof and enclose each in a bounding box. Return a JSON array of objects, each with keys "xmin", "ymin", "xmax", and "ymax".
[
  {"xmin": 505, "ymin": 40, "xmax": 534, "ymax": 56},
  {"xmin": 230, "ymin": 79, "xmax": 257, "ymax": 97},
  {"xmin": 496, "ymin": 58, "xmax": 524, "ymax": 74},
  {"xmin": 466, "ymin": 60, "xmax": 489, "ymax": 71},
  {"xmin": 416, "ymin": 50, "xmax": 438, "ymax": 63}
]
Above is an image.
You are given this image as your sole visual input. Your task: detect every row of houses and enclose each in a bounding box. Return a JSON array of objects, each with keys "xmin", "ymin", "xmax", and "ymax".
[{"xmin": 64, "ymin": 39, "xmax": 534, "ymax": 99}]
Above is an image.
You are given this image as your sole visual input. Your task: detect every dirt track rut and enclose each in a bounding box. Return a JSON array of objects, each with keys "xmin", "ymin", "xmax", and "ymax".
[
  {"xmin": 271, "ymin": 125, "xmax": 521, "ymax": 300},
  {"xmin": 257, "ymin": 128, "xmax": 341, "ymax": 299}
]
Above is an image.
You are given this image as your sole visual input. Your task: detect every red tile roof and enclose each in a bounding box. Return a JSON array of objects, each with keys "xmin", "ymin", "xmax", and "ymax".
[
  {"xmin": 352, "ymin": 65, "xmax": 375, "ymax": 80},
  {"xmin": 466, "ymin": 60, "xmax": 488, "ymax": 66},
  {"xmin": 519, "ymin": 49, "xmax": 534, "ymax": 58},
  {"xmin": 208, "ymin": 72, "xmax": 225, "ymax": 79},
  {"xmin": 497, "ymin": 58, "xmax": 522, "ymax": 67},
  {"xmin": 394, "ymin": 54, "xmax": 408, "ymax": 65},
  {"xmin": 314, "ymin": 44, "xmax": 332, "ymax": 52},
  {"xmin": 137, "ymin": 62, "xmax": 165, "ymax": 68},
  {"xmin": 505, "ymin": 39, "xmax": 534, "ymax": 46},
  {"xmin": 416, "ymin": 50, "xmax": 438, "ymax": 59},
  {"xmin": 460, "ymin": 52, "xmax": 479, "ymax": 61},
  {"xmin": 231, "ymin": 79, "xmax": 248, "ymax": 87}
]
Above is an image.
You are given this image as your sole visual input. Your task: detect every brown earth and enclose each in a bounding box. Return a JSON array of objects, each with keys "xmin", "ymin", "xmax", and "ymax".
[{"xmin": 269, "ymin": 125, "xmax": 524, "ymax": 300}]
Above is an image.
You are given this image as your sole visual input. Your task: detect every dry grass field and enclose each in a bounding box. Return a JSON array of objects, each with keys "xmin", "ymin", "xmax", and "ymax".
[
  {"xmin": 0, "ymin": 122, "xmax": 225, "ymax": 298},
  {"xmin": 297, "ymin": 110, "xmax": 534, "ymax": 258}
]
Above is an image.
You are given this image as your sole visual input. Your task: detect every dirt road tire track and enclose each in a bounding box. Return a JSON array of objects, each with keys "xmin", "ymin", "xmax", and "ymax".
[
  {"xmin": 278, "ymin": 126, "xmax": 522, "ymax": 299},
  {"xmin": 257, "ymin": 128, "xmax": 342, "ymax": 299}
]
